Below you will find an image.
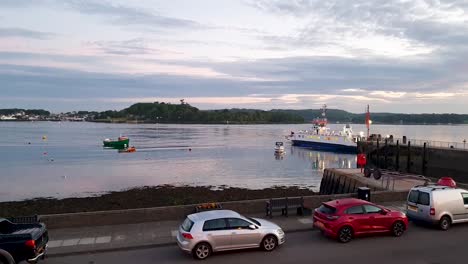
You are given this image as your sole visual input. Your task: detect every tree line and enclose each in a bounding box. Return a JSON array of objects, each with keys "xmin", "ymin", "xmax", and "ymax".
[
  {"xmin": 93, "ymin": 102, "xmax": 305, "ymax": 124},
  {"xmin": 3, "ymin": 104, "xmax": 468, "ymax": 124}
]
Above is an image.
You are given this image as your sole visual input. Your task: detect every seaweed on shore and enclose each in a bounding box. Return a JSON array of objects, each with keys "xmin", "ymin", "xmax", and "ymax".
[{"xmin": 0, "ymin": 185, "xmax": 315, "ymax": 217}]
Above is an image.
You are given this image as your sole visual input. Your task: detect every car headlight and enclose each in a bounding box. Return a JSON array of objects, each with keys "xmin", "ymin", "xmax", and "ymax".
[{"xmin": 277, "ymin": 229, "xmax": 284, "ymax": 235}]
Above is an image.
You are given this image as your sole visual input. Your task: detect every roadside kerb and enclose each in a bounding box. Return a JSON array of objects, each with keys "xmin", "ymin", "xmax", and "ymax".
[
  {"xmin": 40, "ymin": 191, "xmax": 409, "ymax": 229},
  {"xmin": 46, "ymin": 220, "xmax": 317, "ymax": 258}
]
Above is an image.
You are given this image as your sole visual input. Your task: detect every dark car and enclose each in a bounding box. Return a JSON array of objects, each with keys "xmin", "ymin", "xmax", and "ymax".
[
  {"xmin": 0, "ymin": 217, "xmax": 48, "ymax": 263},
  {"xmin": 313, "ymin": 198, "xmax": 408, "ymax": 243}
]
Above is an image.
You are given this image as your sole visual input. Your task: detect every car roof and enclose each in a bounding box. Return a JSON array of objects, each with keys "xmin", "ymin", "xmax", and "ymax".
[
  {"xmin": 411, "ymin": 185, "xmax": 467, "ymax": 193},
  {"xmin": 188, "ymin": 210, "xmax": 242, "ymax": 222},
  {"xmin": 324, "ymin": 198, "xmax": 371, "ymax": 209}
]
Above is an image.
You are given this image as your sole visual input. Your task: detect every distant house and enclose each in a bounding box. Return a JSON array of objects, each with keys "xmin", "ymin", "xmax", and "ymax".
[{"xmin": 0, "ymin": 115, "xmax": 17, "ymax": 120}]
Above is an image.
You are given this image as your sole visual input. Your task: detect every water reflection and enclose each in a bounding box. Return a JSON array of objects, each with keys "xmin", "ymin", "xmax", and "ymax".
[
  {"xmin": 290, "ymin": 146, "xmax": 356, "ymax": 171},
  {"xmin": 274, "ymin": 152, "xmax": 285, "ymax": 160}
]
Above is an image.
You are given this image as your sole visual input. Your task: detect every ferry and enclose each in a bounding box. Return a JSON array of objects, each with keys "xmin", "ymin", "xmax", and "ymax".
[{"xmin": 289, "ymin": 105, "xmax": 359, "ymax": 153}]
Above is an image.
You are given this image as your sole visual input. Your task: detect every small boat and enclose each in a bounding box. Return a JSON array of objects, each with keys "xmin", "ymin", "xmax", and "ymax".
[
  {"xmin": 274, "ymin": 142, "xmax": 285, "ymax": 153},
  {"xmin": 103, "ymin": 136, "xmax": 129, "ymax": 148},
  {"xmin": 118, "ymin": 146, "xmax": 136, "ymax": 153}
]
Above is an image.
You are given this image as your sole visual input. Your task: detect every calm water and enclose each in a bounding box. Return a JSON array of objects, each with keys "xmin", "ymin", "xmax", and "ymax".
[{"xmin": 1, "ymin": 122, "xmax": 467, "ymax": 201}]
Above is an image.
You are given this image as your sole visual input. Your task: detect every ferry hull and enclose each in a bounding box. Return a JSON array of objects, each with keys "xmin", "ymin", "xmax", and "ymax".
[{"xmin": 291, "ymin": 139, "xmax": 357, "ymax": 153}]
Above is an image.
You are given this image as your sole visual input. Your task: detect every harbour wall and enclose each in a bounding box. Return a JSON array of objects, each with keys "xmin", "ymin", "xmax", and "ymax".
[
  {"xmin": 319, "ymin": 168, "xmax": 384, "ymax": 195},
  {"xmin": 359, "ymin": 141, "xmax": 468, "ymax": 183},
  {"xmin": 40, "ymin": 190, "xmax": 407, "ymax": 229}
]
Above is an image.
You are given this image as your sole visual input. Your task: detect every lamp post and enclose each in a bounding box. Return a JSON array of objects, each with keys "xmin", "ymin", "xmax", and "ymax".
[{"xmin": 464, "ymin": 139, "xmax": 466, "ymax": 149}]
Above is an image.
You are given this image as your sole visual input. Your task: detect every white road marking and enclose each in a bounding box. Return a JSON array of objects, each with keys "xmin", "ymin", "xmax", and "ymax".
[
  {"xmin": 78, "ymin": 237, "xmax": 96, "ymax": 245},
  {"xmin": 47, "ymin": 240, "xmax": 63, "ymax": 248},
  {"xmin": 95, "ymin": 236, "xmax": 112, "ymax": 244},
  {"xmin": 62, "ymin": 238, "xmax": 80, "ymax": 247},
  {"xmin": 298, "ymin": 218, "xmax": 314, "ymax": 224},
  {"xmin": 171, "ymin": 230, "xmax": 178, "ymax": 237}
]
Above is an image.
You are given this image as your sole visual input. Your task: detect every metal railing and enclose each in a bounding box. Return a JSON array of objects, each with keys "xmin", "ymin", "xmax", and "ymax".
[{"xmin": 368, "ymin": 138, "xmax": 468, "ymax": 151}]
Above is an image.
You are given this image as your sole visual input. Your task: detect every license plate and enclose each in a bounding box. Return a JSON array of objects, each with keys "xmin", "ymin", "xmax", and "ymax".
[
  {"xmin": 408, "ymin": 205, "xmax": 418, "ymax": 212},
  {"xmin": 314, "ymin": 220, "xmax": 325, "ymax": 229}
]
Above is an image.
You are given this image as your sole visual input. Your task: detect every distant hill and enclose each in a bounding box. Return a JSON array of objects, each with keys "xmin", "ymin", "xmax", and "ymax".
[
  {"xmin": 93, "ymin": 102, "xmax": 305, "ymax": 124},
  {"xmin": 274, "ymin": 109, "xmax": 468, "ymax": 124}
]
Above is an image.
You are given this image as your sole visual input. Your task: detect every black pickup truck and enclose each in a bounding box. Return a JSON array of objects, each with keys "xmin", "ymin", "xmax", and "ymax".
[{"xmin": 0, "ymin": 216, "xmax": 48, "ymax": 264}]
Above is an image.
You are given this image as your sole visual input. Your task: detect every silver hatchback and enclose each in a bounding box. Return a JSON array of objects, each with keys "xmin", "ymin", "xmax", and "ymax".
[{"xmin": 176, "ymin": 210, "xmax": 285, "ymax": 260}]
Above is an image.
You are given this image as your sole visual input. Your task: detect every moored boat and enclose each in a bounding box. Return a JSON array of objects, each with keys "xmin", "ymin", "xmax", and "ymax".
[
  {"xmin": 118, "ymin": 146, "xmax": 136, "ymax": 153},
  {"xmin": 274, "ymin": 142, "xmax": 285, "ymax": 153},
  {"xmin": 103, "ymin": 136, "xmax": 129, "ymax": 148}
]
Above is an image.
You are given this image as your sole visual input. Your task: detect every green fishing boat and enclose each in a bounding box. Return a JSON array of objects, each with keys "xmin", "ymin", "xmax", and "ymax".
[{"xmin": 103, "ymin": 136, "xmax": 129, "ymax": 148}]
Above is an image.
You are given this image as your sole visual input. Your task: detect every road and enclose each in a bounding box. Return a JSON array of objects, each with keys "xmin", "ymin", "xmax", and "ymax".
[{"xmin": 47, "ymin": 223, "xmax": 468, "ymax": 264}]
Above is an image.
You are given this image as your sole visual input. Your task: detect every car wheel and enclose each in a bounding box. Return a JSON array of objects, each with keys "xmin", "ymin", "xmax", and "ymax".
[
  {"xmin": 338, "ymin": 226, "xmax": 353, "ymax": 243},
  {"xmin": 439, "ymin": 216, "xmax": 451, "ymax": 231},
  {"xmin": 392, "ymin": 221, "xmax": 405, "ymax": 237},
  {"xmin": 0, "ymin": 249, "xmax": 15, "ymax": 264},
  {"xmin": 192, "ymin": 242, "xmax": 212, "ymax": 260},
  {"xmin": 261, "ymin": 235, "xmax": 278, "ymax": 251}
]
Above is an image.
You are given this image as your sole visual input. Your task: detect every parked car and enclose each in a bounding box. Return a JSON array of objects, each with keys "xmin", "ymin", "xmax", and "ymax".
[
  {"xmin": 406, "ymin": 185, "xmax": 468, "ymax": 230},
  {"xmin": 0, "ymin": 217, "xmax": 48, "ymax": 264},
  {"xmin": 176, "ymin": 210, "xmax": 285, "ymax": 260},
  {"xmin": 313, "ymin": 198, "xmax": 408, "ymax": 243}
]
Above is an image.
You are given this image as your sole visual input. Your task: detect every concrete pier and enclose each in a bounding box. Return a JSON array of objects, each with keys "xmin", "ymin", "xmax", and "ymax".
[
  {"xmin": 319, "ymin": 168, "xmax": 428, "ymax": 195},
  {"xmin": 359, "ymin": 139, "xmax": 468, "ymax": 182}
]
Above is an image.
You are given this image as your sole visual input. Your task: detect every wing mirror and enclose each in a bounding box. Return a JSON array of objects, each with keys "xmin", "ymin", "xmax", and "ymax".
[
  {"xmin": 380, "ymin": 210, "xmax": 388, "ymax": 215},
  {"xmin": 248, "ymin": 224, "xmax": 257, "ymax": 230}
]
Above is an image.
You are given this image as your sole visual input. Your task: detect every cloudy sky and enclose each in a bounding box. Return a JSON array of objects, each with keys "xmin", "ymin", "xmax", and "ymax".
[{"xmin": 1, "ymin": 0, "xmax": 468, "ymax": 113}]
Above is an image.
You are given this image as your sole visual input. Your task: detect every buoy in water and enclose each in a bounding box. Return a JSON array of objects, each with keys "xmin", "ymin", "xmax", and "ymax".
[
  {"xmin": 188, "ymin": 148, "xmax": 192, "ymax": 151},
  {"xmin": 42, "ymin": 135, "xmax": 47, "ymax": 140}
]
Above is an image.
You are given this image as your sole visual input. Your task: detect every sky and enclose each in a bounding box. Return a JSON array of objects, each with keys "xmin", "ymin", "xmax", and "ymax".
[{"xmin": 1, "ymin": 0, "xmax": 468, "ymax": 113}]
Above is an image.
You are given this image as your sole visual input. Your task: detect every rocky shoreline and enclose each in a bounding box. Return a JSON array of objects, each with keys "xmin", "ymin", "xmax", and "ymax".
[{"xmin": 0, "ymin": 185, "xmax": 316, "ymax": 217}]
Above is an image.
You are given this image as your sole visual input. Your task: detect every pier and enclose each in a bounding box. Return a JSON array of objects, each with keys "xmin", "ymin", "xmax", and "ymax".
[
  {"xmin": 359, "ymin": 138, "xmax": 468, "ymax": 183},
  {"xmin": 319, "ymin": 168, "xmax": 428, "ymax": 195}
]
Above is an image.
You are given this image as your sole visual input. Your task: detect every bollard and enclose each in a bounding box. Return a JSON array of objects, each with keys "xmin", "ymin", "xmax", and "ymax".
[
  {"xmin": 407, "ymin": 141, "xmax": 411, "ymax": 173},
  {"xmin": 396, "ymin": 140, "xmax": 400, "ymax": 171},
  {"xmin": 376, "ymin": 139, "xmax": 380, "ymax": 168},
  {"xmin": 422, "ymin": 142, "xmax": 427, "ymax": 176},
  {"xmin": 384, "ymin": 139, "xmax": 388, "ymax": 169}
]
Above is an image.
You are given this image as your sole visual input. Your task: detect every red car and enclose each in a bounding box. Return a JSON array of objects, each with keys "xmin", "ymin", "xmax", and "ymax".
[{"xmin": 313, "ymin": 198, "xmax": 408, "ymax": 243}]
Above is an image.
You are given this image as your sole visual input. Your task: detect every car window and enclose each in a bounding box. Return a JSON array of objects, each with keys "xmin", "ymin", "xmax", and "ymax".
[
  {"xmin": 462, "ymin": 193, "xmax": 468, "ymax": 205},
  {"xmin": 203, "ymin": 218, "xmax": 227, "ymax": 231},
  {"xmin": 318, "ymin": 204, "xmax": 336, "ymax": 215},
  {"xmin": 408, "ymin": 190, "xmax": 430, "ymax": 206},
  {"xmin": 181, "ymin": 217, "xmax": 194, "ymax": 232},
  {"xmin": 227, "ymin": 218, "xmax": 251, "ymax": 229},
  {"xmin": 363, "ymin": 205, "xmax": 382, "ymax": 214},
  {"xmin": 418, "ymin": 192, "xmax": 430, "ymax": 206},
  {"xmin": 408, "ymin": 190, "xmax": 419, "ymax": 203},
  {"xmin": 346, "ymin": 205, "xmax": 364, "ymax": 215}
]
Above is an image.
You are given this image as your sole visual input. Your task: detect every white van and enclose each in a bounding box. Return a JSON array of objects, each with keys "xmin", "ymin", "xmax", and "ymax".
[{"xmin": 406, "ymin": 185, "xmax": 468, "ymax": 230}]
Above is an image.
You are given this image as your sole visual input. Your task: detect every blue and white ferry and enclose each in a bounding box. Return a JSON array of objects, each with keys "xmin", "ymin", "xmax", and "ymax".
[{"xmin": 289, "ymin": 105, "xmax": 358, "ymax": 153}]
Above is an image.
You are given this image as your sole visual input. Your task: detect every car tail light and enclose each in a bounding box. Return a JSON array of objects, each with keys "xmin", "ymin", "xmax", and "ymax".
[
  {"xmin": 25, "ymin": 239, "xmax": 36, "ymax": 249},
  {"xmin": 430, "ymin": 208, "xmax": 435, "ymax": 215},
  {"xmin": 326, "ymin": 215, "xmax": 340, "ymax": 220},
  {"xmin": 182, "ymin": 233, "xmax": 193, "ymax": 239}
]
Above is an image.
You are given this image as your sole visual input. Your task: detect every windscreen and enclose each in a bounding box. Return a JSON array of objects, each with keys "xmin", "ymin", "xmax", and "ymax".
[
  {"xmin": 181, "ymin": 217, "xmax": 194, "ymax": 232},
  {"xmin": 318, "ymin": 204, "xmax": 337, "ymax": 214}
]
